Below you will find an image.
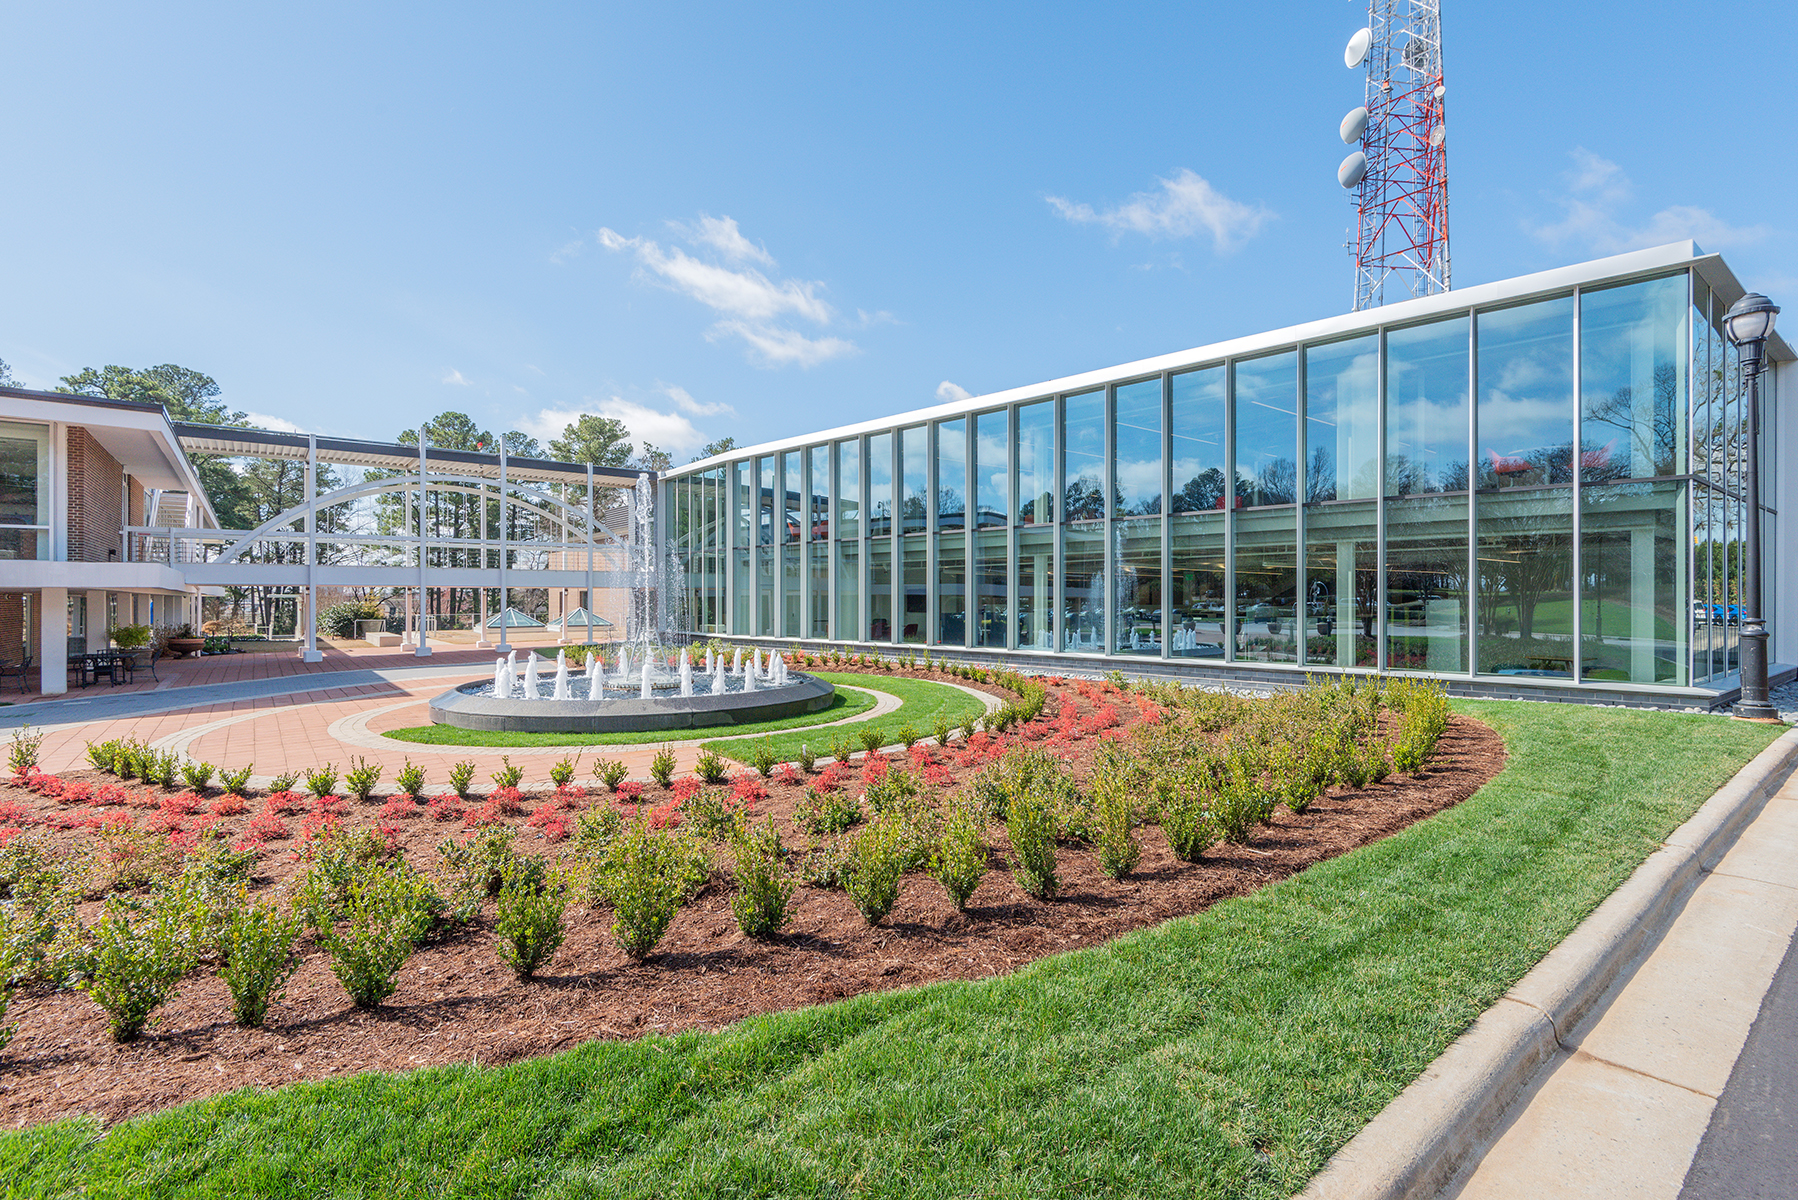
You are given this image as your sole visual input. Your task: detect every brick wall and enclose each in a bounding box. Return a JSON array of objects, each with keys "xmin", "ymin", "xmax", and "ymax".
[
  {"xmin": 0, "ymin": 593, "xmax": 24, "ymax": 663},
  {"xmin": 127, "ymin": 476, "xmax": 144, "ymax": 560},
  {"xmin": 66, "ymin": 427, "xmax": 124, "ymax": 563}
]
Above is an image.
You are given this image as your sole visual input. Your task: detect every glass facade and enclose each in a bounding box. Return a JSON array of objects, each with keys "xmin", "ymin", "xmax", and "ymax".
[{"xmin": 669, "ymin": 260, "xmax": 1782, "ymax": 696}]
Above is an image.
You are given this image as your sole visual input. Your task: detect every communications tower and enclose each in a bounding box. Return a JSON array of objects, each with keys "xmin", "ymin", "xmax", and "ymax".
[{"xmin": 1335, "ymin": 0, "xmax": 1450, "ymax": 311}]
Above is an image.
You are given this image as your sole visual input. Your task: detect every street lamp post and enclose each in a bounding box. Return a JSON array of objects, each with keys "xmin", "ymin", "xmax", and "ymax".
[{"xmin": 1724, "ymin": 291, "xmax": 1781, "ymax": 721}]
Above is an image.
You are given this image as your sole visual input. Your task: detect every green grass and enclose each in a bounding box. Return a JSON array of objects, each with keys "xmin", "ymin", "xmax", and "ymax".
[
  {"xmin": 380, "ymin": 688, "xmax": 878, "ymax": 748},
  {"xmin": 4, "ymin": 703, "xmax": 1780, "ymax": 1199},
  {"xmin": 707, "ymin": 672, "xmax": 988, "ymax": 765}
]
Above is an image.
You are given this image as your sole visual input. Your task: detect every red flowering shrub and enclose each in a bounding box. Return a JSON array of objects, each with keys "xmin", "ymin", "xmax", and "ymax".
[
  {"xmin": 374, "ymin": 822, "xmax": 404, "ymax": 855},
  {"xmin": 25, "ymin": 773, "xmax": 64, "ymax": 798},
  {"xmin": 161, "ymin": 791, "xmax": 204, "ymax": 816},
  {"xmin": 93, "ymin": 783, "xmax": 129, "ymax": 806},
  {"xmin": 554, "ymin": 783, "xmax": 588, "ymax": 808},
  {"xmin": 425, "ymin": 795, "xmax": 464, "ymax": 822},
  {"xmin": 43, "ymin": 808, "xmax": 85, "ymax": 830},
  {"xmin": 0, "ymin": 828, "xmax": 19, "ymax": 848},
  {"xmin": 669, "ymin": 777, "xmax": 704, "ymax": 803},
  {"xmin": 614, "ymin": 780, "xmax": 645, "ymax": 803},
  {"xmin": 145, "ymin": 808, "xmax": 185, "ymax": 835},
  {"xmin": 921, "ymin": 761, "xmax": 954, "ymax": 787},
  {"xmin": 294, "ymin": 810, "xmax": 342, "ymax": 856},
  {"xmin": 379, "ymin": 795, "xmax": 420, "ymax": 821},
  {"xmin": 231, "ymin": 837, "xmax": 268, "ymax": 856},
  {"xmin": 126, "ymin": 788, "xmax": 160, "ymax": 809},
  {"xmin": 244, "ymin": 809, "xmax": 290, "ymax": 841},
  {"xmin": 264, "ymin": 791, "xmax": 306, "ymax": 815},
  {"xmin": 647, "ymin": 799, "xmax": 682, "ymax": 830},
  {"xmin": 729, "ymin": 774, "xmax": 768, "ymax": 806},
  {"xmin": 87, "ymin": 809, "xmax": 136, "ymax": 833},
  {"xmin": 312, "ymin": 793, "xmax": 347, "ymax": 816},
  {"xmin": 463, "ymin": 800, "xmax": 506, "ymax": 828},
  {"xmin": 210, "ymin": 794, "xmax": 249, "ymax": 816},
  {"xmin": 861, "ymin": 754, "xmax": 890, "ymax": 785},
  {"xmin": 812, "ymin": 765, "xmax": 844, "ymax": 793},
  {"xmin": 772, "ymin": 763, "xmax": 802, "ymax": 788},
  {"xmin": 491, "ymin": 786, "xmax": 526, "ymax": 816}
]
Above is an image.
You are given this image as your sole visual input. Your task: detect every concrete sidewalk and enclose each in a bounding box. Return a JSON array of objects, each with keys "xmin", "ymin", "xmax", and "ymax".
[{"xmin": 1441, "ymin": 762, "xmax": 1798, "ymax": 1198}]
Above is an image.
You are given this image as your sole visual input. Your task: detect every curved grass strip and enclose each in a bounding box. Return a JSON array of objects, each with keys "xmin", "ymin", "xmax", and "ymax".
[
  {"xmin": 4, "ymin": 703, "xmax": 1779, "ymax": 1199},
  {"xmin": 378, "ymin": 687, "xmax": 876, "ymax": 748},
  {"xmin": 707, "ymin": 671, "xmax": 987, "ymax": 765}
]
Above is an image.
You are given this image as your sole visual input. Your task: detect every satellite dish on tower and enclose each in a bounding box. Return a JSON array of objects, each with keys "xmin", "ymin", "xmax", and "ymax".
[
  {"xmin": 1344, "ymin": 27, "xmax": 1372, "ymax": 68},
  {"xmin": 1338, "ymin": 151, "xmax": 1368, "ymax": 188},
  {"xmin": 1340, "ymin": 106, "xmax": 1369, "ymax": 144},
  {"xmin": 1429, "ymin": 123, "xmax": 1446, "ymax": 147}
]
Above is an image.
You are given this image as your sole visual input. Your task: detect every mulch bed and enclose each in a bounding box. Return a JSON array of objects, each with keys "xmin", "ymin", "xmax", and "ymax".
[{"xmin": 0, "ymin": 673, "xmax": 1504, "ymax": 1128}]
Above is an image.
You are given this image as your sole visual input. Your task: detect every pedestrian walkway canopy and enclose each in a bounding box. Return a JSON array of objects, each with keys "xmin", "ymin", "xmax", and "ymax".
[{"xmin": 485, "ymin": 607, "xmax": 546, "ymax": 629}]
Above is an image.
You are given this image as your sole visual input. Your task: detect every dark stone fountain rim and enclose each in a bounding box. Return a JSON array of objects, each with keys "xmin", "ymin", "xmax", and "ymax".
[{"xmin": 428, "ymin": 672, "xmax": 837, "ymax": 734}]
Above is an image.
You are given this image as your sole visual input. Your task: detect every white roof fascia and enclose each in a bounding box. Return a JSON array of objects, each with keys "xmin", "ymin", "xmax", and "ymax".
[{"xmin": 671, "ymin": 242, "xmax": 1723, "ymax": 479}]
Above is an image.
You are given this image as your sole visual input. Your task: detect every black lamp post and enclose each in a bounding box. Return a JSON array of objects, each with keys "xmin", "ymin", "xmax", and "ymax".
[{"xmin": 1724, "ymin": 291, "xmax": 1780, "ymax": 721}]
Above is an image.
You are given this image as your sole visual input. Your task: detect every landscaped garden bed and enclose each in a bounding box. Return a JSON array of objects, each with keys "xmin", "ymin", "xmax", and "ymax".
[{"xmin": 0, "ymin": 664, "xmax": 1497, "ymax": 1130}]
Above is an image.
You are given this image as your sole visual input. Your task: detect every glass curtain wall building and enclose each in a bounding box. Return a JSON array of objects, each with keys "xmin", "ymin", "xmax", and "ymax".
[{"xmin": 665, "ymin": 245, "xmax": 1793, "ymax": 698}]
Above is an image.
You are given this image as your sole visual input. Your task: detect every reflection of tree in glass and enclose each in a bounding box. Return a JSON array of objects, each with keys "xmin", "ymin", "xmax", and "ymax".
[
  {"xmin": 1582, "ymin": 363, "xmax": 1681, "ymax": 480},
  {"xmin": 1174, "ymin": 468, "xmax": 1229, "ymax": 512},
  {"xmin": 1063, "ymin": 478, "xmax": 1104, "ymax": 521}
]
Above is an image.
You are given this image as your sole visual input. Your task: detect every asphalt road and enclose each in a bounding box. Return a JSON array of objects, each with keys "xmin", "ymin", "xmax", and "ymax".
[{"xmin": 1679, "ymin": 921, "xmax": 1798, "ymax": 1199}]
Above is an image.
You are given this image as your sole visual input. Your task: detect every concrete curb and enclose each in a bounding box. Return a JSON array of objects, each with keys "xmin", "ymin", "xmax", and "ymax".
[{"xmin": 1298, "ymin": 725, "xmax": 1798, "ymax": 1200}]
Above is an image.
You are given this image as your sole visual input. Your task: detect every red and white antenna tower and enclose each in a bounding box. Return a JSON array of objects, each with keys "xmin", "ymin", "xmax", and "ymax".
[{"xmin": 1336, "ymin": 0, "xmax": 1450, "ymax": 311}]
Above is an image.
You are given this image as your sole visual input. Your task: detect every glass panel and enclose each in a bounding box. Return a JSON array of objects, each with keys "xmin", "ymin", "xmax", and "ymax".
[
  {"xmin": 836, "ymin": 540, "xmax": 859, "ymax": 640},
  {"xmin": 1171, "ymin": 365, "xmax": 1227, "ymax": 513},
  {"xmin": 1235, "ymin": 352, "xmax": 1299, "ymax": 507},
  {"xmin": 1114, "ymin": 377, "xmax": 1163, "ymax": 515},
  {"xmin": 936, "ymin": 532, "xmax": 966, "ymax": 645},
  {"xmin": 868, "ymin": 535, "xmax": 892, "ymax": 641},
  {"xmin": 1017, "ymin": 400, "xmax": 1055, "ymax": 524},
  {"xmin": 868, "ymin": 432, "xmax": 893, "ymax": 538},
  {"xmin": 757, "ymin": 457, "xmax": 775, "ymax": 545},
  {"xmin": 901, "ymin": 426, "xmax": 927, "ymax": 534},
  {"xmin": 936, "ymin": 418, "xmax": 966, "ymax": 530},
  {"xmin": 809, "ymin": 543, "xmax": 829, "ymax": 637},
  {"xmin": 756, "ymin": 543, "xmax": 774, "ymax": 636},
  {"xmin": 1693, "ymin": 278, "xmax": 1717, "ymax": 482},
  {"xmin": 1580, "ymin": 274, "xmax": 1687, "ymax": 482},
  {"xmin": 809, "ymin": 446, "xmax": 829, "ymax": 541},
  {"xmin": 733, "ymin": 461, "xmax": 751, "ymax": 547},
  {"xmin": 1477, "ymin": 296, "xmax": 1575, "ymax": 489},
  {"xmin": 1170, "ymin": 512, "xmax": 1225, "ymax": 657},
  {"xmin": 1386, "ymin": 494, "xmax": 1469, "ymax": 673},
  {"xmin": 1061, "ymin": 391, "xmax": 1104, "ymax": 521},
  {"xmin": 975, "ymin": 410, "xmax": 1010, "ymax": 527},
  {"xmin": 782, "ymin": 546, "xmax": 801, "ymax": 637},
  {"xmin": 1475, "ymin": 487, "xmax": 1573, "ymax": 676},
  {"xmin": 784, "ymin": 452, "xmax": 802, "ymax": 543},
  {"xmin": 973, "ymin": 529, "xmax": 1008, "ymax": 648},
  {"xmin": 1234, "ymin": 507, "xmax": 1297, "ymax": 661},
  {"xmin": 1581, "ymin": 479, "xmax": 1685, "ymax": 684},
  {"xmin": 1305, "ymin": 335, "xmax": 1379, "ymax": 502},
  {"xmin": 0, "ymin": 423, "xmax": 49, "ymax": 539},
  {"xmin": 836, "ymin": 440, "xmax": 860, "ymax": 539},
  {"xmin": 1387, "ymin": 316, "xmax": 1471, "ymax": 495},
  {"xmin": 1063, "ymin": 524, "xmax": 1105, "ymax": 651},
  {"xmin": 1304, "ymin": 503, "xmax": 1377, "ymax": 667},
  {"xmin": 901, "ymin": 537, "xmax": 926, "ymax": 643},
  {"xmin": 732, "ymin": 546, "xmax": 749, "ymax": 633},
  {"xmin": 1017, "ymin": 528, "xmax": 1054, "ymax": 650},
  {"xmin": 1113, "ymin": 517, "xmax": 1162, "ymax": 655}
]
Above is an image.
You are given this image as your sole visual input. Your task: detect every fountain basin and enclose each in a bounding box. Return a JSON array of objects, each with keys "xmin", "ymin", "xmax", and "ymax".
[{"xmin": 429, "ymin": 672, "xmax": 837, "ymax": 734}]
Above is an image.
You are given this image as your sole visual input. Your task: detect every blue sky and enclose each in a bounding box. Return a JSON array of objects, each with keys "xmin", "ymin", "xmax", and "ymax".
[{"xmin": 3, "ymin": 1, "xmax": 1791, "ymax": 459}]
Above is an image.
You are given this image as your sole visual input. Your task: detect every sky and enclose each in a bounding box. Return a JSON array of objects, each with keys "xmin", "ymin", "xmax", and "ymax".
[{"xmin": 3, "ymin": 1, "xmax": 1792, "ymax": 462}]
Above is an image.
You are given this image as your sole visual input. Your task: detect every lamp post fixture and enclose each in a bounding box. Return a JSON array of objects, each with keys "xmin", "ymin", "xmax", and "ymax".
[{"xmin": 1724, "ymin": 291, "xmax": 1780, "ymax": 721}]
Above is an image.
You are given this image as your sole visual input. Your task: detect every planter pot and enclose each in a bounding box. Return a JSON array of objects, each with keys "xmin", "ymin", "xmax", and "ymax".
[{"xmin": 167, "ymin": 637, "xmax": 204, "ymax": 658}]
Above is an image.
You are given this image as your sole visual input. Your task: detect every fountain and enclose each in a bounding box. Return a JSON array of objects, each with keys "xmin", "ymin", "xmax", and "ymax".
[{"xmin": 430, "ymin": 473, "xmax": 834, "ymax": 733}]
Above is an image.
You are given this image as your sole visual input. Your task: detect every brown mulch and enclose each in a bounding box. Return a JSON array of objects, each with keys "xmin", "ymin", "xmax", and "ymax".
[{"xmin": 0, "ymin": 676, "xmax": 1505, "ymax": 1128}]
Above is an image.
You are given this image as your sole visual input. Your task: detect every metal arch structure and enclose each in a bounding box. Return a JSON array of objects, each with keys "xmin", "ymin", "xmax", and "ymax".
[{"xmin": 1348, "ymin": 0, "xmax": 1450, "ymax": 311}]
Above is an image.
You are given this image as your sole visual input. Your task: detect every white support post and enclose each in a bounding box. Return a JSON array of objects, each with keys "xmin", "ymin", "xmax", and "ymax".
[
  {"xmin": 40, "ymin": 587, "xmax": 67, "ymax": 696},
  {"xmin": 415, "ymin": 435, "xmax": 432, "ymax": 657},
  {"xmin": 497, "ymin": 440, "xmax": 511, "ymax": 652},
  {"xmin": 476, "ymin": 474, "xmax": 493, "ymax": 648},
  {"xmin": 301, "ymin": 434, "xmax": 323, "ymax": 662},
  {"xmin": 586, "ymin": 463, "xmax": 596, "ymax": 646}
]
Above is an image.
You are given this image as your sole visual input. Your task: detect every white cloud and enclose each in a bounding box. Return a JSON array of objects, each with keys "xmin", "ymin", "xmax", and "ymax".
[
  {"xmin": 441, "ymin": 369, "xmax": 472, "ymax": 386},
  {"xmin": 599, "ymin": 217, "xmax": 862, "ymax": 369},
  {"xmin": 936, "ymin": 381, "xmax": 972, "ymax": 403},
  {"xmin": 244, "ymin": 411, "xmax": 308, "ymax": 434},
  {"xmin": 518, "ymin": 384, "xmax": 739, "ymax": 457},
  {"xmin": 657, "ymin": 382, "xmax": 735, "ymax": 418},
  {"xmin": 1048, "ymin": 168, "xmax": 1273, "ymax": 253},
  {"xmin": 549, "ymin": 237, "xmax": 588, "ymax": 265},
  {"xmin": 667, "ymin": 214, "xmax": 775, "ymax": 266},
  {"xmin": 1529, "ymin": 148, "xmax": 1772, "ymax": 255}
]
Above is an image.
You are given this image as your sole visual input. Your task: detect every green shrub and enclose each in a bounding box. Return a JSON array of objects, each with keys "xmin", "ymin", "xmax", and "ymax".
[
  {"xmin": 929, "ymin": 799, "xmax": 986, "ymax": 911},
  {"xmin": 570, "ymin": 805, "xmax": 624, "ymax": 857},
  {"xmin": 268, "ymin": 770, "xmax": 301, "ymax": 794},
  {"xmin": 1212, "ymin": 740, "xmax": 1277, "ymax": 843},
  {"xmin": 958, "ymin": 712, "xmax": 979, "ymax": 742},
  {"xmin": 316, "ymin": 599, "xmax": 384, "ymax": 639},
  {"xmin": 793, "ymin": 785, "xmax": 861, "ymax": 836},
  {"xmin": 593, "ymin": 758, "xmax": 630, "ymax": 790},
  {"xmin": 896, "ymin": 723, "xmax": 920, "ymax": 750},
  {"xmin": 82, "ymin": 899, "xmax": 188, "ymax": 1041},
  {"xmin": 1272, "ymin": 734, "xmax": 1332, "ymax": 814},
  {"xmin": 490, "ymin": 756, "xmax": 524, "ymax": 791},
  {"xmin": 729, "ymin": 818, "xmax": 794, "ymax": 938},
  {"xmin": 304, "ymin": 862, "xmax": 438, "ymax": 1008},
  {"xmin": 435, "ymin": 825, "xmax": 520, "ymax": 922},
  {"xmin": 749, "ymin": 739, "xmax": 778, "ymax": 779},
  {"xmin": 683, "ymin": 788, "xmax": 738, "ymax": 841},
  {"xmin": 602, "ymin": 818, "xmax": 688, "ymax": 959},
  {"xmin": 842, "ymin": 813, "xmax": 908, "ymax": 924},
  {"xmin": 857, "ymin": 726, "xmax": 885, "ymax": 756},
  {"xmin": 829, "ymin": 734, "xmax": 855, "ymax": 765},
  {"xmin": 1090, "ymin": 746, "xmax": 1140, "ymax": 880},
  {"xmin": 7, "ymin": 725, "xmax": 43, "ymax": 777},
  {"xmin": 649, "ymin": 746, "xmax": 677, "ymax": 788},
  {"xmin": 178, "ymin": 760, "xmax": 215, "ymax": 792},
  {"xmin": 863, "ymin": 765, "xmax": 922, "ymax": 816},
  {"xmin": 796, "ymin": 743, "xmax": 816, "ymax": 774},
  {"xmin": 344, "ymin": 757, "xmax": 383, "ymax": 803},
  {"xmin": 1388, "ymin": 678, "xmax": 1451, "ymax": 773},
  {"xmin": 495, "ymin": 859, "xmax": 568, "ymax": 980},
  {"xmin": 548, "ymin": 756, "xmax": 578, "ymax": 789},
  {"xmin": 932, "ymin": 715, "xmax": 953, "ymax": 747},
  {"xmin": 394, "ymin": 760, "xmax": 426, "ymax": 797},
  {"xmin": 1161, "ymin": 765, "xmax": 1220, "ymax": 862},
  {"xmin": 220, "ymin": 896, "xmax": 303, "ymax": 1027},
  {"xmin": 84, "ymin": 738, "xmax": 120, "ymax": 774},
  {"xmin": 219, "ymin": 764, "xmax": 254, "ymax": 796},
  {"xmin": 154, "ymin": 862, "xmax": 238, "ymax": 967},
  {"xmin": 447, "ymin": 761, "xmax": 477, "ymax": 799},
  {"xmin": 1006, "ymin": 783, "xmax": 1059, "ymax": 900},
  {"xmin": 143, "ymin": 749, "xmax": 181, "ymax": 788},
  {"xmin": 304, "ymin": 763, "xmax": 339, "ymax": 799}
]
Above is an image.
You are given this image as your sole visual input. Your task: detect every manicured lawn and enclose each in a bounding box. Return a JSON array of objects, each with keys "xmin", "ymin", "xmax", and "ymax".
[
  {"xmin": 4, "ymin": 703, "xmax": 1780, "ymax": 1199},
  {"xmin": 707, "ymin": 671, "xmax": 988, "ymax": 765},
  {"xmin": 379, "ymin": 688, "xmax": 877, "ymax": 748}
]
